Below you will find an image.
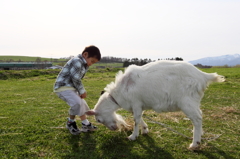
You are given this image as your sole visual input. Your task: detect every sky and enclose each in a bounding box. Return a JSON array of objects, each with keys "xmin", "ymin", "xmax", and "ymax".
[{"xmin": 1, "ymin": 0, "xmax": 240, "ymax": 62}]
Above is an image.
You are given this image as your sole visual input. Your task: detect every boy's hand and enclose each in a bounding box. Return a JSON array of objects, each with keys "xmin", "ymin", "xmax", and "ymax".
[{"xmin": 80, "ymin": 92, "xmax": 87, "ymax": 98}]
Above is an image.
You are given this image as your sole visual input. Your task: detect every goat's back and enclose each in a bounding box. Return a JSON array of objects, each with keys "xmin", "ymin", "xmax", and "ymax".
[{"xmin": 114, "ymin": 61, "xmax": 224, "ymax": 112}]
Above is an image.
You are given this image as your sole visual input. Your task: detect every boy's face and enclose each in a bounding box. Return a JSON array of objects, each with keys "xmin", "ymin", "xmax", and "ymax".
[{"xmin": 82, "ymin": 52, "xmax": 99, "ymax": 66}]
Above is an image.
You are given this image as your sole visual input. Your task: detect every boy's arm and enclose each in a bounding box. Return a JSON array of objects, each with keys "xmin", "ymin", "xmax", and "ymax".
[{"xmin": 69, "ymin": 59, "xmax": 86, "ymax": 95}]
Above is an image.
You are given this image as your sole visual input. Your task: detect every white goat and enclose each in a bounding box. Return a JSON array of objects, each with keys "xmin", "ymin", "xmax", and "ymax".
[{"xmin": 86, "ymin": 60, "xmax": 225, "ymax": 149}]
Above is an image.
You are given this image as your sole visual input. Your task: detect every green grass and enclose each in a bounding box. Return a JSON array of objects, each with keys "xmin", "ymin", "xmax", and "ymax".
[
  {"xmin": 0, "ymin": 68, "xmax": 239, "ymax": 158},
  {"xmin": 91, "ymin": 62, "xmax": 123, "ymax": 68},
  {"xmin": 0, "ymin": 56, "xmax": 59, "ymax": 62},
  {"xmin": 0, "ymin": 55, "xmax": 124, "ymax": 67}
]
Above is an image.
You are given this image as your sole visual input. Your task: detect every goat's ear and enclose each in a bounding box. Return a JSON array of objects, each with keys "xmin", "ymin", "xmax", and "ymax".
[
  {"xmin": 100, "ymin": 91, "xmax": 105, "ymax": 95},
  {"xmin": 85, "ymin": 110, "xmax": 97, "ymax": 115}
]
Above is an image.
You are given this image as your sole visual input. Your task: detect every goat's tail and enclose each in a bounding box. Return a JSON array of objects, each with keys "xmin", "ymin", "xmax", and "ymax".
[
  {"xmin": 207, "ymin": 73, "xmax": 225, "ymax": 85},
  {"xmin": 212, "ymin": 73, "xmax": 225, "ymax": 82}
]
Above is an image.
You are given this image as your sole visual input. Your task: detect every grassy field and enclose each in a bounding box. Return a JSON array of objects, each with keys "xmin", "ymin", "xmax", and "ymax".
[
  {"xmin": 0, "ymin": 56, "xmax": 60, "ymax": 62},
  {"xmin": 0, "ymin": 56, "xmax": 123, "ymax": 68},
  {"xmin": 0, "ymin": 67, "xmax": 239, "ymax": 158},
  {"xmin": 91, "ymin": 62, "xmax": 123, "ymax": 68}
]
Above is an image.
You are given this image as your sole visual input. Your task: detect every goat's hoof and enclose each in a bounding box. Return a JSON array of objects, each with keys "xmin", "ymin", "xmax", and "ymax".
[
  {"xmin": 127, "ymin": 135, "xmax": 137, "ymax": 141},
  {"xmin": 189, "ymin": 142, "xmax": 201, "ymax": 150},
  {"xmin": 142, "ymin": 128, "xmax": 149, "ymax": 134}
]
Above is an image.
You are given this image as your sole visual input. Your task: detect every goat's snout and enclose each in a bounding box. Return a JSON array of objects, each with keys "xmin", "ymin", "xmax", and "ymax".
[{"xmin": 110, "ymin": 125, "xmax": 118, "ymax": 131}]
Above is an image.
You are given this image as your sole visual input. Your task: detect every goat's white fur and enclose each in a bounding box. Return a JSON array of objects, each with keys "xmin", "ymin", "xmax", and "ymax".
[{"xmin": 86, "ymin": 60, "xmax": 225, "ymax": 149}]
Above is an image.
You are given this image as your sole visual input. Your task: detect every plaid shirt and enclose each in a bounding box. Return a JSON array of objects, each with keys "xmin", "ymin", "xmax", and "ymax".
[{"xmin": 54, "ymin": 54, "xmax": 89, "ymax": 95}]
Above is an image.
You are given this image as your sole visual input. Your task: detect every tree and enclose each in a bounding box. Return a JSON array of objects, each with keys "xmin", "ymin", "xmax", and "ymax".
[
  {"xmin": 123, "ymin": 60, "xmax": 130, "ymax": 67},
  {"xmin": 36, "ymin": 57, "xmax": 41, "ymax": 63},
  {"xmin": 175, "ymin": 57, "xmax": 183, "ymax": 61}
]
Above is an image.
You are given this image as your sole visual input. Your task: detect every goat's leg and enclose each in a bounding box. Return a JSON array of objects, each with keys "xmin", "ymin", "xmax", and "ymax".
[
  {"xmin": 140, "ymin": 116, "xmax": 149, "ymax": 134},
  {"xmin": 189, "ymin": 116, "xmax": 202, "ymax": 149},
  {"xmin": 128, "ymin": 107, "xmax": 143, "ymax": 140},
  {"xmin": 181, "ymin": 104, "xmax": 202, "ymax": 149}
]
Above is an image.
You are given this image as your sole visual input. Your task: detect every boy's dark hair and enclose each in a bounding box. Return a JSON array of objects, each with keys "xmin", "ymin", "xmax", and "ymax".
[{"xmin": 82, "ymin": 45, "xmax": 101, "ymax": 61}]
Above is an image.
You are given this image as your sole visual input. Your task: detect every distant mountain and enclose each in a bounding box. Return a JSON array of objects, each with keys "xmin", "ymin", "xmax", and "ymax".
[{"xmin": 188, "ymin": 54, "xmax": 240, "ymax": 66}]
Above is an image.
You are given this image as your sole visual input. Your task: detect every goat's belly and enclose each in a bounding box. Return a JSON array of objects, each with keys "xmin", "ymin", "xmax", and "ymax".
[
  {"xmin": 142, "ymin": 99, "xmax": 180, "ymax": 112},
  {"xmin": 151, "ymin": 104, "xmax": 180, "ymax": 113}
]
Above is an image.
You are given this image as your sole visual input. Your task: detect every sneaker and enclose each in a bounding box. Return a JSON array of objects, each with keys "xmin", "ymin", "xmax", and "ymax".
[
  {"xmin": 66, "ymin": 121, "xmax": 81, "ymax": 135},
  {"xmin": 81, "ymin": 122, "xmax": 98, "ymax": 132}
]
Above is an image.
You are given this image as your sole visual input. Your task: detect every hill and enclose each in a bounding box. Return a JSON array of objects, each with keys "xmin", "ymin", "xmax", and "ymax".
[{"xmin": 189, "ymin": 54, "xmax": 240, "ymax": 66}]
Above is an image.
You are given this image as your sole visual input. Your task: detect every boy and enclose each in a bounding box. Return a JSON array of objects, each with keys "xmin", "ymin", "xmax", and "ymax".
[{"xmin": 54, "ymin": 45, "xmax": 101, "ymax": 135}]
